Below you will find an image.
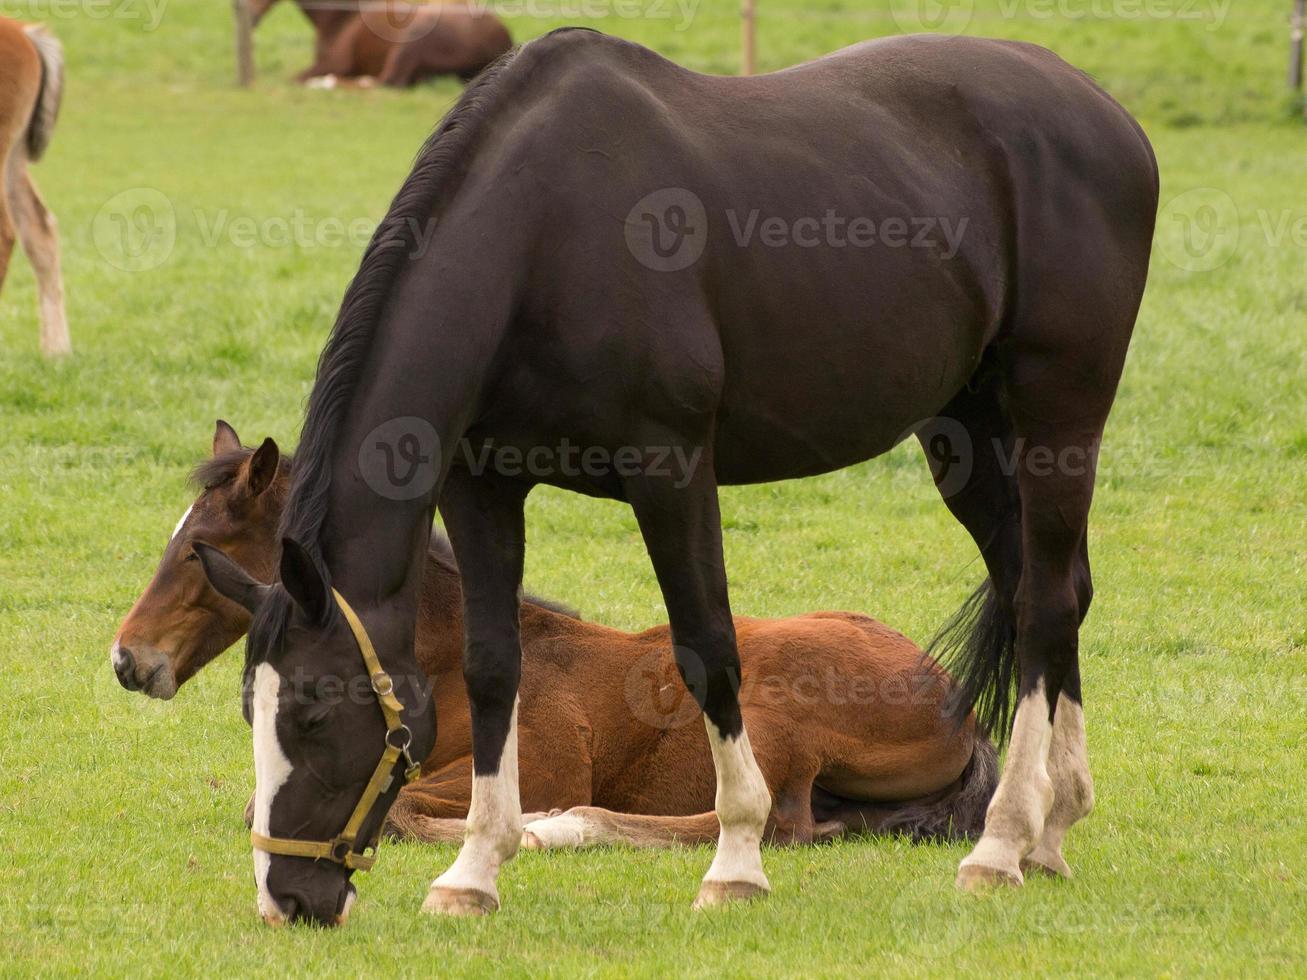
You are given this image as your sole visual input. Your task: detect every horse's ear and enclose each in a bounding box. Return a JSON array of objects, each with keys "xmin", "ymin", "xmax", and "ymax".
[
  {"xmin": 245, "ymin": 437, "xmax": 280, "ymax": 497},
  {"xmin": 279, "ymin": 537, "xmax": 332, "ymax": 625},
  {"xmin": 193, "ymin": 541, "xmax": 268, "ymax": 614},
  {"xmin": 213, "ymin": 420, "xmax": 241, "ymax": 456}
]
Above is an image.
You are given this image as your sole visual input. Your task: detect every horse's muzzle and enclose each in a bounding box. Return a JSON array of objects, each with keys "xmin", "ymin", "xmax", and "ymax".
[{"xmin": 110, "ymin": 641, "xmax": 177, "ymax": 699}]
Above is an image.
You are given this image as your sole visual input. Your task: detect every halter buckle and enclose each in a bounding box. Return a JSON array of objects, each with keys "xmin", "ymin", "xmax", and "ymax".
[{"xmin": 371, "ymin": 671, "xmax": 395, "ymax": 697}]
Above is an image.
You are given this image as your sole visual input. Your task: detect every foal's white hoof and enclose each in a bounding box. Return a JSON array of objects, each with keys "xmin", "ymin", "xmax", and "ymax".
[
  {"xmin": 693, "ymin": 879, "xmax": 769, "ymax": 909},
  {"xmin": 956, "ymin": 861, "xmax": 1024, "ymax": 892},
  {"xmin": 421, "ymin": 886, "xmax": 498, "ymax": 917},
  {"xmin": 521, "ymin": 812, "xmax": 586, "ymax": 850}
]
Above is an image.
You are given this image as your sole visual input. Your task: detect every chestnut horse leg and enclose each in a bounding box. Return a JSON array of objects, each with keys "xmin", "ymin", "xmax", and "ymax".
[
  {"xmin": 522, "ymin": 809, "xmax": 724, "ymax": 849},
  {"xmin": 0, "ymin": 166, "xmax": 14, "ymax": 297},
  {"xmin": 521, "ymin": 792, "xmax": 844, "ymax": 851},
  {"xmin": 7, "ymin": 163, "xmax": 68, "ymax": 356}
]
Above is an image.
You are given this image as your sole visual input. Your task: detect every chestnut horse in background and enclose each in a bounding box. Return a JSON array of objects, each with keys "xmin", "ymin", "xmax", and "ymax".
[
  {"xmin": 250, "ymin": 0, "xmax": 511, "ymax": 87},
  {"xmin": 0, "ymin": 18, "xmax": 67, "ymax": 356},
  {"xmin": 111, "ymin": 422, "xmax": 997, "ymax": 849}
]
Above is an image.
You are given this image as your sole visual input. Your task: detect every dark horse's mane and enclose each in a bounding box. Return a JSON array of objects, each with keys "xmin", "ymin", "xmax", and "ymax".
[{"xmin": 242, "ymin": 39, "xmax": 554, "ymax": 668}]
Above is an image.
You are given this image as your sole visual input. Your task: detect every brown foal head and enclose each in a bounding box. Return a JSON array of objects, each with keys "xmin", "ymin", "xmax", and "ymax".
[{"xmin": 109, "ymin": 421, "xmax": 289, "ymax": 698}]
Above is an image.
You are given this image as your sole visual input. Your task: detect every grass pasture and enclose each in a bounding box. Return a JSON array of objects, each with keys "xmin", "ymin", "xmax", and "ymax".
[{"xmin": 1, "ymin": 0, "xmax": 1305, "ymax": 975}]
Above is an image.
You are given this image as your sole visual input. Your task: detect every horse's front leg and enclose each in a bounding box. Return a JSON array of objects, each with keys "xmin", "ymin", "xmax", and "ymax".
[
  {"xmin": 422, "ymin": 470, "xmax": 529, "ymax": 916},
  {"xmin": 625, "ymin": 449, "xmax": 772, "ymax": 908}
]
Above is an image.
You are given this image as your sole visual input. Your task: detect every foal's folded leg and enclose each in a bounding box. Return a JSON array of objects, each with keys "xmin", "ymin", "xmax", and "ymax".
[
  {"xmin": 521, "ymin": 807, "xmax": 845, "ymax": 850},
  {"xmin": 521, "ymin": 808, "xmax": 722, "ymax": 849}
]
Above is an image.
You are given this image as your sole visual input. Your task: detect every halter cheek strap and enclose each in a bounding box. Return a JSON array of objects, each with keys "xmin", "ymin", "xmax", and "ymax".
[{"xmin": 249, "ymin": 588, "xmax": 422, "ymax": 872}]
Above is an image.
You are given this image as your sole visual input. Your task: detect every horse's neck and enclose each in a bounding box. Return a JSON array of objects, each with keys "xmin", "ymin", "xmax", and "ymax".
[{"xmin": 293, "ymin": 0, "xmax": 355, "ymax": 38}]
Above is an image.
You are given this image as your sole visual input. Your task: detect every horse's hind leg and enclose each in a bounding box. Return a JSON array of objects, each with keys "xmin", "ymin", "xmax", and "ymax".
[
  {"xmin": 625, "ymin": 449, "xmax": 772, "ymax": 907},
  {"xmin": 7, "ymin": 163, "xmax": 68, "ymax": 356},
  {"xmin": 955, "ymin": 352, "xmax": 1119, "ymax": 889},
  {"xmin": 920, "ymin": 372, "xmax": 1024, "ymax": 723}
]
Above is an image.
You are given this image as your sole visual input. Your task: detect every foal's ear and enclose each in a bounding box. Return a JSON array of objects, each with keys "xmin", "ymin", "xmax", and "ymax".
[
  {"xmin": 213, "ymin": 419, "xmax": 241, "ymax": 456},
  {"xmin": 244, "ymin": 437, "xmax": 280, "ymax": 497},
  {"xmin": 193, "ymin": 541, "xmax": 269, "ymax": 614},
  {"xmin": 279, "ymin": 537, "xmax": 332, "ymax": 625}
]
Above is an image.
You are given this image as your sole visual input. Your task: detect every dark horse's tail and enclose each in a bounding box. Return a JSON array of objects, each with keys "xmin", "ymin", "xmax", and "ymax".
[
  {"xmin": 929, "ymin": 579, "xmax": 1019, "ymax": 745},
  {"xmin": 812, "ymin": 735, "xmax": 999, "ymax": 842}
]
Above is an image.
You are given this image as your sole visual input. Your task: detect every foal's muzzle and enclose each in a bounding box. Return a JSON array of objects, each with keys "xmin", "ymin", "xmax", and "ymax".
[{"xmin": 110, "ymin": 642, "xmax": 176, "ymax": 699}]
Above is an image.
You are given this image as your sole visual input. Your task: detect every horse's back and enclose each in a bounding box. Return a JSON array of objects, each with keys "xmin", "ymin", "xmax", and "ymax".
[{"xmin": 427, "ymin": 30, "xmax": 1157, "ymax": 485}]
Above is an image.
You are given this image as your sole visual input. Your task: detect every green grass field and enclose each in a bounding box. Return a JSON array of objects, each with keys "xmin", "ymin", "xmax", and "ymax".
[{"xmin": 1, "ymin": 0, "xmax": 1304, "ymax": 974}]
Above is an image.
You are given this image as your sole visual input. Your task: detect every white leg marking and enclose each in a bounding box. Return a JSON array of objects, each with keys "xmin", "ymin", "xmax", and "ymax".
[
  {"xmin": 1025, "ymin": 693, "xmax": 1092, "ymax": 877},
  {"xmin": 521, "ymin": 810, "xmax": 591, "ymax": 849},
  {"xmin": 251, "ymin": 662, "xmax": 293, "ymax": 922},
  {"xmin": 171, "ymin": 503, "xmax": 194, "ymax": 540},
  {"xmin": 697, "ymin": 719, "xmax": 771, "ymax": 903},
  {"xmin": 424, "ymin": 699, "xmax": 522, "ymax": 913},
  {"xmin": 958, "ymin": 678, "xmax": 1055, "ymax": 887}
]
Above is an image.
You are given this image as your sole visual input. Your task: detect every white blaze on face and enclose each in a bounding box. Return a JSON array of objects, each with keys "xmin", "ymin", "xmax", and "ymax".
[
  {"xmin": 171, "ymin": 503, "xmax": 194, "ymax": 541},
  {"xmin": 252, "ymin": 662, "xmax": 293, "ymax": 921}
]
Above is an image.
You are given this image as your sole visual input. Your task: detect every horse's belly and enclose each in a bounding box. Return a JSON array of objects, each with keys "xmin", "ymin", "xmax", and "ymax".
[{"xmin": 712, "ymin": 301, "xmax": 987, "ymax": 484}]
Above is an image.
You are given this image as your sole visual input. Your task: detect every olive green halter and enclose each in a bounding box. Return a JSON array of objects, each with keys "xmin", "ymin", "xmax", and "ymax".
[{"xmin": 249, "ymin": 589, "xmax": 422, "ymax": 872}]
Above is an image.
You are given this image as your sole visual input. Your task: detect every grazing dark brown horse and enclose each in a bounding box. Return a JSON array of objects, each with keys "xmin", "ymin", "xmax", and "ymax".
[
  {"xmin": 112, "ymin": 423, "xmax": 996, "ymax": 856},
  {"xmin": 208, "ymin": 30, "xmax": 1157, "ymax": 924},
  {"xmin": 0, "ymin": 17, "xmax": 67, "ymax": 356},
  {"xmin": 250, "ymin": 0, "xmax": 511, "ymax": 87}
]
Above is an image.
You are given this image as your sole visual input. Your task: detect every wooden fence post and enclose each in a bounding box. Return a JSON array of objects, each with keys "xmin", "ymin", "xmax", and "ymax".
[
  {"xmin": 234, "ymin": 0, "xmax": 255, "ymax": 88},
  {"xmin": 741, "ymin": 0, "xmax": 756, "ymax": 76},
  {"xmin": 1292, "ymin": 0, "xmax": 1306, "ymax": 87}
]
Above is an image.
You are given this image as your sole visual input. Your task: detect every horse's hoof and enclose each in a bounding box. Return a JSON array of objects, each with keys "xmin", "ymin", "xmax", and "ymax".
[
  {"xmin": 421, "ymin": 886, "xmax": 498, "ymax": 917},
  {"xmin": 521, "ymin": 812, "xmax": 586, "ymax": 850},
  {"xmin": 1021, "ymin": 851, "xmax": 1072, "ymax": 879},
  {"xmin": 955, "ymin": 862, "xmax": 1023, "ymax": 892},
  {"xmin": 692, "ymin": 879, "xmax": 769, "ymax": 909}
]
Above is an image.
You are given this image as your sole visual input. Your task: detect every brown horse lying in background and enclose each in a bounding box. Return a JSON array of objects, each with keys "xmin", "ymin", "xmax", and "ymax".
[
  {"xmin": 0, "ymin": 17, "xmax": 67, "ymax": 356},
  {"xmin": 111, "ymin": 422, "xmax": 996, "ymax": 847},
  {"xmin": 250, "ymin": 0, "xmax": 511, "ymax": 87}
]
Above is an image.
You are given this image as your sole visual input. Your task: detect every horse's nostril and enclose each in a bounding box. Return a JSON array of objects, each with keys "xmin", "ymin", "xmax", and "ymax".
[{"xmin": 114, "ymin": 647, "xmax": 140, "ymax": 690}]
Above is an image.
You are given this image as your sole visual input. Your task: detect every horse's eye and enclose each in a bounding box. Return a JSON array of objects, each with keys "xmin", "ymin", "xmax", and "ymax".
[
  {"xmin": 298, "ymin": 702, "xmax": 332, "ymax": 734},
  {"xmin": 184, "ymin": 552, "xmax": 199, "ymax": 562}
]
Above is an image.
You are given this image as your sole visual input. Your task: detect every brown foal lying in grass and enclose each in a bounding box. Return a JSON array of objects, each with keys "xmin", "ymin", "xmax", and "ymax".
[{"xmin": 111, "ymin": 422, "xmax": 997, "ymax": 848}]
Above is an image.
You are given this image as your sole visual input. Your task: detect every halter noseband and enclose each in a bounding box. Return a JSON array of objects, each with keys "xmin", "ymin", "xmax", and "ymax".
[{"xmin": 249, "ymin": 588, "xmax": 422, "ymax": 872}]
